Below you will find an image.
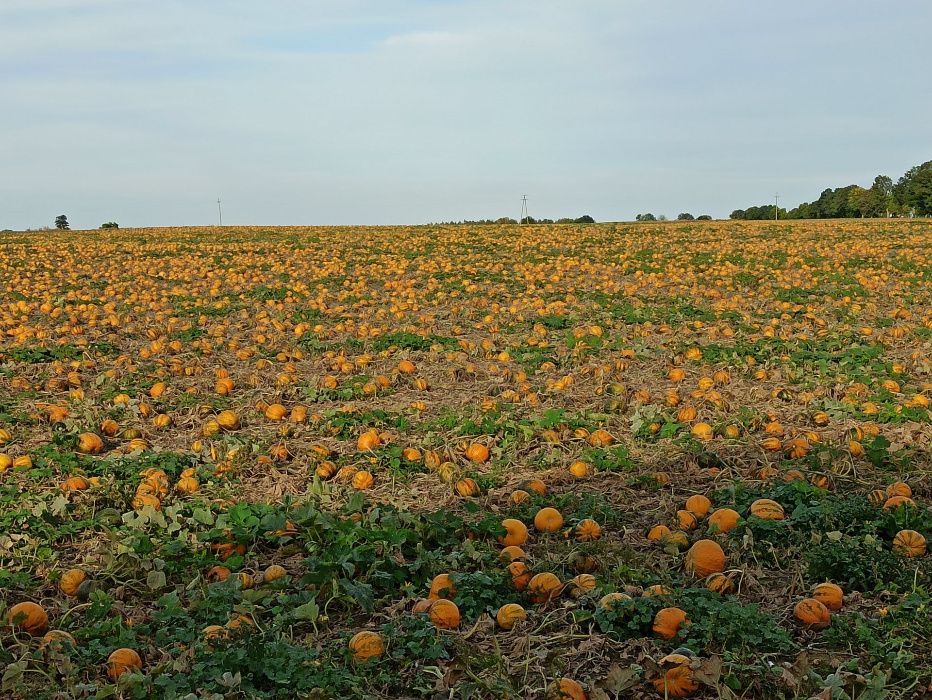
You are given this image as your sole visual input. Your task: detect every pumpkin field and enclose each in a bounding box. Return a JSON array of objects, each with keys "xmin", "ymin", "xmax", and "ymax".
[{"xmin": 1, "ymin": 219, "xmax": 931, "ymax": 699}]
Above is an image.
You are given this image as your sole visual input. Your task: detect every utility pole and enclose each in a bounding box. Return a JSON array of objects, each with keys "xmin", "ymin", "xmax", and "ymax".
[
  {"xmin": 217, "ymin": 198, "xmax": 223, "ymax": 226},
  {"xmin": 774, "ymin": 193, "xmax": 779, "ymax": 221},
  {"xmin": 520, "ymin": 195, "xmax": 528, "ymax": 224}
]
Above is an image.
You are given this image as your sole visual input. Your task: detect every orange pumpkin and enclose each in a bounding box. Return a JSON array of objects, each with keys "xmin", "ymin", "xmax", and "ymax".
[
  {"xmin": 676, "ymin": 510, "xmax": 698, "ymax": 530},
  {"xmin": 892, "ymin": 529, "xmax": 926, "ymax": 558},
  {"xmin": 428, "ymin": 573, "xmax": 456, "ymax": 600},
  {"xmin": 707, "ymin": 508, "xmax": 740, "ymax": 535},
  {"xmin": 428, "ymin": 599, "xmax": 461, "ymax": 629},
  {"xmin": 495, "ymin": 603, "xmax": 527, "ymax": 630},
  {"xmin": 499, "ymin": 518, "xmax": 529, "ymax": 547},
  {"xmin": 7, "ymin": 601, "xmax": 49, "ymax": 636},
  {"xmin": 684, "ymin": 494, "xmax": 711, "ymax": 518},
  {"xmin": 455, "ymin": 478, "xmax": 480, "ymax": 497},
  {"xmin": 652, "ymin": 607, "xmax": 689, "ymax": 639},
  {"xmin": 499, "ymin": 545, "xmax": 527, "ymax": 562},
  {"xmin": 574, "ymin": 518, "xmax": 602, "ymax": 542},
  {"xmin": 348, "ymin": 630, "xmax": 385, "ymax": 662},
  {"xmin": 59, "ymin": 568, "xmax": 88, "ymax": 597},
  {"xmin": 749, "ymin": 498, "xmax": 785, "ymax": 520},
  {"xmin": 647, "ymin": 525, "xmax": 671, "ymax": 542},
  {"xmin": 263, "ymin": 564, "xmax": 287, "ymax": 583},
  {"xmin": 528, "ymin": 572, "xmax": 563, "ymax": 603},
  {"xmin": 356, "ymin": 429, "xmax": 382, "ymax": 451},
  {"xmin": 794, "ymin": 598, "xmax": 831, "ymax": 629},
  {"xmin": 508, "ymin": 561, "xmax": 532, "ymax": 590},
  {"xmin": 684, "ymin": 539, "xmax": 726, "ymax": 578},
  {"xmin": 77, "ymin": 432, "xmax": 104, "ymax": 454},
  {"xmin": 705, "ymin": 572, "xmax": 735, "ymax": 594},
  {"xmin": 351, "ymin": 470, "xmax": 374, "ymax": 490},
  {"xmin": 465, "ymin": 443, "xmax": 490, "ymax": 463},
  {"xmin": 107, "ymin": 648, "xmax": 142, "ymax": 679},
  {"xmin": 534, "ymin": 507, "xmax": 564, "ymax": 533},
  {"xmin": 883, "ymin": 495, "xmax": 915, "ymax": 511},
  {"xmin": 812, "ymin": 582, "xmax": 843, "ymax": 611},
  {"xmin": 546, "ymin": 678, "xmax": 587, "ymax": 700},
  {"xmin": 652, "ymin": 653, "xmax": 699, "ymax": 698}
]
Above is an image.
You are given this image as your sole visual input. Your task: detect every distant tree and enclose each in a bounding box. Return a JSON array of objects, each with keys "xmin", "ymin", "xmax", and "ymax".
[
  {"xmin": 556, "ymin": 218, "xmax": 575, "ymax": 224},
  {"xmin": 520, "ymin": 216, "xmax": 537, "ymax": 224},
  {"xmin": 55, "ymin": 215, "xmax": 70, "ymax": 230},
  {"xmin": 895, "ymin": 161, "xmax": 932, "ymax": 216},
  {"xmin": 697, "ymin": 215, "xmax": 712, "ymax": 220},
  {"xmin": 574, "ymin": 214, "xmax": 595, "ymax": 223},
  {"xmin": 495, "ymin": 217, "xmax": 518, "ymax": 224},
  {"xmin": 657, "ymin": 215, "xmax": 668, "ymax": 221},
  {"xmin": 100, "ymin": 222, "xmax": 119, "ymax": 229},
  {"xmin": 635, "ymin": 213, "xmax": 657, "ymax": 222},
  {"xmin": 676, "ymin": 213, "xmax": 695, "ymax": 220},
  {"xmin": 868, "ymin": 175, "xmax": 895, "ymax": 217},
  {"xmin": 538, "ymin": 218, "xmax": 554, "ymax": 224},
  {"xmin": 730, "ymin": 209, "xmax": 746, "ymax": 220}
]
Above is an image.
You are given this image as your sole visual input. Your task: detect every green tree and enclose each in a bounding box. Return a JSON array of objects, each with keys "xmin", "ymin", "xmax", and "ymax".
[
  {"xmin": 100, "ymin": 222, "xmax": 119, "ymax": 229},
  {"xmin": 54, "ymin": 215, "xmax": 69, "ymax": 230},
  {"xmin": 636, "ymin": 213, "xmax": 657, "ymax": 222},
  {"xmin": 676, "ymin": 213, "xmax": 695, "ymax": 220},
  {"xmin": 895, "ymin": 161, "xmax": 932, "ymax": 216}
]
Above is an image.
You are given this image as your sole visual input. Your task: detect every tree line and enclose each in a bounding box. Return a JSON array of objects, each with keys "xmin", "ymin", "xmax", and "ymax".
[
  {"xmin": 438, "ymin": 215, "xmax": 596, "ymax": 225},
  {"xmin": 730, "ymin": 160, "xmax": 932, "ymax": 220}
]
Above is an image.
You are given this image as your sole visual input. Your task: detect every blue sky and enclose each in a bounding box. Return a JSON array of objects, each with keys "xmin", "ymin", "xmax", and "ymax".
[{"xmin": 1, "ymin": 0, "xmax": 930, "ymax": 229}]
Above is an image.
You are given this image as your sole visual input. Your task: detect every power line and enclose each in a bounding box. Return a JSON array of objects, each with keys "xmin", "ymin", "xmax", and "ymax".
[
  {"xmin": 217, "ymin": 198, "xmax": 223, "ymax": 226},
  {"xmin": 520, "ymin": 195, "xmax": 528, "ymax": 224}
]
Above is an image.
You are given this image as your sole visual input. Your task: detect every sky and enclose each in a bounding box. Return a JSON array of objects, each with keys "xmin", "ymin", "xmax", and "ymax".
[{"xmin": 1, "ymin": 0, "xmax": 931, "ymax": 229}]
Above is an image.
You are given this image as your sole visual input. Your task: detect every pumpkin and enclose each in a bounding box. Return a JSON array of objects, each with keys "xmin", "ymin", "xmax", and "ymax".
[
  {"xmin": 356, "ymin": 429, "xmax": 381, "ymax": 451},
  {"xmin": 653, "ymin": 607, "xmax": 689, "ymax": 639},
  {"xmin": 684, "ymin": 494, "xmax": 711, "ymax": 517},
  {"xmin": 351, "ymin": 470, "xmax": 374, "ymax": 490},
  {"xmin": 235, "ymin": 572, "xmax": 254, "ymax": 589},
  {"xmin": 546, "ymin": 678, "xmax": 586, "ymax": 700},
  {"xmin": 676, "ymin": 510, "xmax": 698, "ymax": 530},
  {"xmin": 663, "ymin": 530, "xmax": 690, "ymax": 550},
  {"xmin": 349, "ymin": 630, "xmax": 385, "ymax": 662},
  {"xmin": 528, "ymin": 572, "xmax": 563, "ymax": 603},
  {"xmin": 794, "ymin": 598, "xmax": 831, "ymax": 629},
  {"xmin": 465, "ymin": 443, "xmax": 490, "ymax": 463},
  {"xmin": 705, "ymin": 572, "xmax": 734, "ymax": 594},
  {"xmin": 211, "ymin": 410, "xmax": 239, "ymax": 431},
  {"xmin": 568, "ymin": 574, "xmax": 597, "ymax": 598},
  {"xmin": 707, "ymin": 508, "xmax": 740, "ymax": 534},
  {"xmin": 107, "ymin": 648, "xmax": 142, "ymax": 679},
  {"xmin": 411, "ymin": 598, "xmax": 434, "ymax": 614},
  {"xmin": 7, "ymin": 601, "xmax": 49, "ymax": 636},
  {"xmin": 750, "ymin": 498, "xmax": 785, "ymax": 520},
  {"xmin": 495, "ymin": 603, "xmax": 527, "ymax": 630},
  {"xmin": 652, "ymin": 653, "xmax": 698, "ymax": 698},
  {"xmin": 428, "ymin": 599, "xmax": 460, "ymax": 629},
  {"xmin": 587, "ymin": 428, "xmax": 614, "ymax": 447},
  {"xmin": 397, "ymin": 359, "xmax": 416, "ymax": 374},
  {"xmin": 647, "ymin": 525, "xmax": 671, "ymax": 542},
  {"xmin": 59, "ymin": 568, "xmax": 88, "ymax": 597},
  {"xmin": 77, "ymin": 432, "xmax": 104, "ymax": 454},
  {"xmin": 574, "ymin": 518, "xmax": 602, "ymax": 542},
  {"xmin": 568, "ymin": 461, "xmax": 593, "ymax": 478},
  {"xmin": 455, "ymin": 478, "xmax": 480, "ymax": 497},
  {"xmin": 892, "ymin": 529, "xmax": 926, "ymax": 558},
  {"xmin": 534, "ymin": 507, "xmax": 564, "ymax": 533},
  {"xmin": 522, "ymin": 479, "xmax": 548, "ymax": 496},
  {"xmin": 684, "ymin": 539, "xmax": 726, "ymax": 578},
  {"xmin": 599, "ymin": 591, "xmax": 632, "ymax": 611},
  {"xmin": 316, "ymin": 461, "xmax": 337, "ymax": 479},
  {"xmin": 264, "ymin": 403, "xmax": 287, "ymax": 421},
  {"xmin": 202, "ymin": 624, "xmax": 229, "ymax": 641},
  {"xmin": 812, "ymin": 582, "xmax": 843, "ymax": 611},
  {"xmin": 40, "ymin": 629, "xmax": 76, "ymax": 650},
  {"xmin": 867, "ymin": 489, "xmax": 887, "ymax": 506},
  {"xmin": 60, "ymin": 476, "xmax": 90, "ymax": 493},
  {"xmin": 499, "ymin": 518, "xmax": 529, "ymax": 546},
  {"xmin": 885, "ymin": 482, "xmax": 912, "ymax": 498},
  {"xmin": 428, "ymin": 573, "xmax": 456, "ymax": 600},
  {"xmin": 510, "ymin": 489, "xmax": 531, "ymax": 505},
  {"xmin": 690, "ymin": 423, "xmax": 713, "ymax": 440},
  {"xmin": 263, "ymin": 564, "xmax": 287, "ymax": 583},
  {"xmin": 499, "ymin": 545, "xmax": 527, "ymax": 562},
  {"xmin": 883, "ymin": 495, "xmax": 915, "ymax": 511},
  {"xmin": 508, "ymin": 561, "xmax": 532, "ymax": 590},
  {"xmin": 176, "ymin": 476, "xmax": 199, "ymax": 494},
  {"xmin": 207, "ymin": 566, "xmax": 231, "ymax": 582},
  {"xmin": 643, "ymin": 584, "xmax": 672, "ymax": 597}
]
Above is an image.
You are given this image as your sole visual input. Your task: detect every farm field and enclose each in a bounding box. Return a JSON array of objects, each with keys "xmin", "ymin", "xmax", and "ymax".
[{"xmin": 0, "ymin": 220, "xmax": 931, "ymax": 699}]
